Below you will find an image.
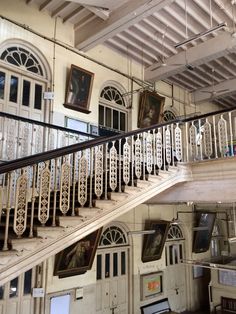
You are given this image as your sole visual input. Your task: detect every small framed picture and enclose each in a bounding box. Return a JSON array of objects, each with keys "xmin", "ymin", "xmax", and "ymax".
[
  {"xmin": 140, "ymin": 272, "xmax": 163, "ymax": 301},
  {"xmin": 64, "ymin": 64, "xmax": 94, "ymax": 114}
]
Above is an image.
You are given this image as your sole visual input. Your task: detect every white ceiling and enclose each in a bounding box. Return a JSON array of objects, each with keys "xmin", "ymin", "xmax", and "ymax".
[{"xmin": 26, "ymin": 0, "xmax": 236, "ymax": 108}]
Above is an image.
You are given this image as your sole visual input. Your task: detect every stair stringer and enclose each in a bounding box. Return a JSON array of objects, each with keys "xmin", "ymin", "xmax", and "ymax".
[{"xmin": 0, "ymin": 164, "xmax": 191, "ymax": 285}]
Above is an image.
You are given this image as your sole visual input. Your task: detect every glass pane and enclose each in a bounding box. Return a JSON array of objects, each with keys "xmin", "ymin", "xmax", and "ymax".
[
  {"xmin": 179, "ymin": 244, "xmax": 183, "ymax": 261},
  {"xmin": 9, "ymin": 277, "xmax": 18, "ymax": 298},
  {"xmin": 0, "ymin": 71, "xmax": 5, "ymax": 99},
  {"xmin": 22, "ymin": 80, "xmax": 30, "ymax": 107},
  {"xmin": 173, "ymin": 245, "xmax": 178, "ymax": 264},
  {"xmin": 105, "ymin": 107, "xmax": 111, "ymax": 128},
  {"xmin": 9, "ymin": 76, "xmax": 18, "ymax": 103},
  {"xmin": 121, "ymin": 251, "xmax": 126, "ymax": 275},
  {"xmin": 113, "ymin": 110, "xmax": 119, "ymax": 130},
  {"xmin": 0, "ymin": 286, "xmax": 4, "ymax": 300},
  {"xmin": 113, "ymin": 253, "xmax": 118, "ymax": 277},
  {"xmin": 120, "ymin": 112, "xmax": 126, "ymax": 131},
  {"xmin": 96, "ymin": 255, "xmax": 102, "ymax": 280},
  {"xmin": 24, "ymin": 269, "xmax": 32, "ymax": 295},
  {"xmin": 34, "ymin": 84, "xmax": 42, "ymax": 110},
  {"xmin": 105, "ymin": 253, "xmax": 110, "ymax": 278},
  {"xmin": 169, "ymin": 246, "xmax": 173, "ymax": 265},
  {"xmin": 99, "ymin": 105, "xmax": 104, "ymax": 126}
]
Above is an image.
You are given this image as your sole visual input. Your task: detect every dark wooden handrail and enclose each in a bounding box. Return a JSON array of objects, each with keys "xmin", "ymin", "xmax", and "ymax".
[
  {"xmin": 0, "ymin": 111, "xmax": 98, "ymax": 139},
  {"xmin": 0, "ymin": 106, "xmax": 235, "ymax": 174}
]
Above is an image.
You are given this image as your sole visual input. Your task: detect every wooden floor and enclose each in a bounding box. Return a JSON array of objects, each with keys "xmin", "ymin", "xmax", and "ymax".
[{"xmin": 181, "ymin": 311, "xmax": 210, "ymax": 314}]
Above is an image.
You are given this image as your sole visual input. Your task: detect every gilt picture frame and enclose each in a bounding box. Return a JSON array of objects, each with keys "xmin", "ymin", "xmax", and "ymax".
[
  {"xmin": 54, "ymin": 228, "xmax": 102, "ymax": 278},
  {"xmin": 138, "ymin": 90, "xmax": 165, "ymax": 128},
  {"xmin": 142, "ymin": 221, "xmax": 170, "ymax": 263},
  {"xmin": 64, "ymin": 64, "xmax": 94, "ymax": 114}
]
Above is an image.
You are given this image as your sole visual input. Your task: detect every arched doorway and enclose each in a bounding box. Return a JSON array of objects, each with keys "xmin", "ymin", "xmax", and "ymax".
[
  {"xmin": 164, "ymin": 224, "xmax": 186, "ymax": 312},
  {"xmin": 96, "ymin": 224, "xmax": 130, "ymax": 314},
  {"xmin": 0, "ymin": 40, "xmax": 51, "ymax": 122}
]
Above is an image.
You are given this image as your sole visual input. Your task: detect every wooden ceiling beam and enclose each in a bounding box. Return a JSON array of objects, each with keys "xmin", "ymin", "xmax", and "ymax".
[{"xmin": 75, "ymin": 0, "xmax": 175, "ymax": 51}]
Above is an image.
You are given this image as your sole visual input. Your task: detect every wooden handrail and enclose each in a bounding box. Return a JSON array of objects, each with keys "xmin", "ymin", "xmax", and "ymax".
[{"xmin": 0, "ymin": 106, "xmax": 235, "ymax": 174}]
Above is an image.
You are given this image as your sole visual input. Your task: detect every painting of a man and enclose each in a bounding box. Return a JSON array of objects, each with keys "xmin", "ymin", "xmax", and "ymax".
[
  {"xmin": 142, "ymin": 221, "xmax": 170, "ymax": 263},
  {"xmin": 54, "ymin": 228, "xmax": 102, "ymax": 278},
  {"xmin": 65, "ymin": 65, "xmax": 94, "ymax": 113},
  {"xmin": 138, "ymin": 91, "xmax": 165, "ymax": 128}
]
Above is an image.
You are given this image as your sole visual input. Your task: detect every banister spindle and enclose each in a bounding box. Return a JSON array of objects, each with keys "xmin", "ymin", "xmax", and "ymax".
[
  {"xmin": 119, "ymin": 139, "xmax": 122, "ymax": 193},
  {"xmin": 104, "ymin": 143, "xmax": 108, "ymax": 200},
  {"xmin": 52, "ymin": 158, "xmax": 59, "ymax": 225},
  {"xmin": 89, "ymin": 147, "xmax": 94, "ymax": 208},
  {"xmin": 228, "ymin": 111, "xmax": 234, "ymax": 156}
]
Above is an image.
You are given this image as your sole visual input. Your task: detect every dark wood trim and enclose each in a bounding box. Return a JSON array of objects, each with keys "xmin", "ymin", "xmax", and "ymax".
[
  {"xmin": 64, "ymin": 103, "xmax": 91, "ymax": 114},
  {"xmin": 0, "ymin": 106, "xmax": 235, "ymax": 174}
]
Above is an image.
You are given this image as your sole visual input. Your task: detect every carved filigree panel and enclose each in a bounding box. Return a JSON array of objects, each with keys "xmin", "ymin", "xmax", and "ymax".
[
  {"xmin": 20, "ymin": 122, "xmax": 30, "ymax": 158},
  {"xmin": 123, "ymin": 139, "xmax": 130, "ymax": 185},
  {"xmin": 218, "ymin": 115, "xmax": 228, "ymax": 156},
  {"xmin": 165, "ymin": 126, "xmax": 171, "ymax": 165},
  {"xmin": 60, "ymin": 162, "xmax": 71, "ymax": 214},
  {"xmin": 95, "ymin": 146, "xmax": 103, "ymax": 198},
  {"xmin": 14, "ymin": 171, "xmax": 28, "ymax": 237},
  {"xmin": 135, "ymin": 136, "xmax": 142, "ymax": 179},
  {"xmin": 78, "ymin": 155, "xmax": 88, "ymax": 207},
  {"xmin": 175, "ymin": 124, "xmax": 182, "ymax": 161},
  {"xmin": 203, "ymin": 119, "xmax": 212, "ymax": 158},
  {"xmin": 156, "ymin": 129, "xmax": 163, "ymax": 169},
  {"xmin": 6, "ymin": 119, "xmax": 16, "ymax": 160},
  {"xmin": 109, "ymin": 144, "xmax": 117, "ymax": 191},
  {"xmin": 146, "ymin": 132, "xmax": 153, "ymax": 174},
  {"xmin": 189, "ymin": 123, "xmax": 197, "ymax": 158},
  {"xmin": 38, "ymin": 162, "xmax": 51, "ymax": 225},
  {"xmin": 34, "ymin": 126, "xmax": 43, "ymax": 154}
]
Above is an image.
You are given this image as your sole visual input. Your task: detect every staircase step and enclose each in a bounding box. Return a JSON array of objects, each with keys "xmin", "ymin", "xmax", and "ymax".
[
  {"xmin": 124, "ymin": 185, "xmax": 141, "ymax": 194},
  {"xmin": 37, "ymin": 226, "xmax": 64, "ymax": 239},
  {"xmin": 59, "ymin": 216, "xmax": 84, "ymax": 228},
  {"xmin": 109, "ymin": 192, "xmax": 129, "ymax": 201},
  {"xmin": 79, "ymin": 207, "xmax": 102, "ymax": 218},
  {"xmin": 95, "ymin": 199, "xmax": 117, "ymax": 210},
  {"xmin": 10, "ymin": 237, "xmax": 40, "ymax": 252},
  {"xmin": 136, "ymin": 179, "xmax": 152, "ymax": 188}
]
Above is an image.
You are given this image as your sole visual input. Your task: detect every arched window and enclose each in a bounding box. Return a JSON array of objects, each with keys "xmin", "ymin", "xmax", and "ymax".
[
  {"xmin": 163, "ymin": 109, "xmax": 176, "ymax": 122},
  {"xmin": 99, "ymin": 85, "xmax": 128, "ymax": 133},
  {"xmin": 99, "ymin": 225, "xmax": 128, "ymax": 248},
  {"xmin": 0, "ymin": 46, "xmax": 44, "ymax": 76},
  {"xmin": 166, "ymin": 224, "xmax": 184, "ymax": 266}
]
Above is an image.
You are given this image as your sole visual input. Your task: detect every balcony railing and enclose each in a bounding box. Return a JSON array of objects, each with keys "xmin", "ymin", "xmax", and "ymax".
[
  {"xmin": 0, "ymin": 112, "xmax": 97, "ymax": 162},
  {"xmin": 0, "ymin": 107, "xmax": 235, "ymax": 252}
]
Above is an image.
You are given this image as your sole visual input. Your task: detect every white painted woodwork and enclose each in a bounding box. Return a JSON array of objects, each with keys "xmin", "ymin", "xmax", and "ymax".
[{"xmin": 75, "ymin": 0, "xmax": 175, "ymax": 50}]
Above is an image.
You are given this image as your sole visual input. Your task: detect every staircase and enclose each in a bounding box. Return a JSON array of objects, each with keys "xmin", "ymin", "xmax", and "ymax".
[{"xmin": 0, "ymin": 107, "xmax": 235, "ymax": 285}]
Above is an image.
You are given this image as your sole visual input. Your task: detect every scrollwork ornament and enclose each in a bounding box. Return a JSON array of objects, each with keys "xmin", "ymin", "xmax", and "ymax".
[
  {"xmin": 156, "ymin": 129, "xmax": 163, "ymax": 169},
  {"xmin": 109, "ymin": 143, "xmax": 117, "ymax": 191},
  {"xmin": 203, "ymin": 119, "xmax": 212, "ymax": 158},
  {"xmin": 14, "ymin": 171, "xmax": 28, "ymax": 237},
  {"xmin": 123, "ymin": 139, "xmax": 130, "ymax": 185},
  {"xmin": 165, "ymin": 126, "xmax": 171, "ymax": 165},
  {"xmin": 95, "ymin": 147, "xmax": 103, "ymax": 198},
  {"xmin": 175, "ymin": 123, "xmax": 182, "ymax": 161},
  {"xmin": 38, "ymin": 162, "xmax": 51, "ymax": 225},
  {"xmin": 78, "ymin": 155, "xmax": 88, "ymax": 207},
  {"xmin": 146, "ymin": 132, "xmax": 153, "ymax": 174},
  {"xmin": 189, "ymin": 122, "xmax": 197, "ymax": 158},
  {"xmin": 135, "ymin": 136, "xmax": 142, "ymax": 179},
  {"xmin": 59, "ymin": 162, "xmax": 71, "ymax": 214},
  {"xmin": 218, "ymin": 115, "xmax": 228, "ymax": 156}
]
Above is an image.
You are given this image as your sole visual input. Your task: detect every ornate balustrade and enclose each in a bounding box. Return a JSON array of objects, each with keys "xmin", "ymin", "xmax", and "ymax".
[
  {"xmin": 0, "ymin": 112, "xmax": 97, "ymax": 162},
  {"xmin": 0, "ymin": 107, "xmax": 235, "ymax": 252}
]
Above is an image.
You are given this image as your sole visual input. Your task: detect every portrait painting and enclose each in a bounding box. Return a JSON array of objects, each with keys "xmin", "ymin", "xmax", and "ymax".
[
  {"xmin": 142, "ymin": 221, "xmax": 170, "ymax": 263},
  {"xmin": 64, "ymin": 64, "xmax": 94, "ymax": 114},
  {"xmin": 138, "ymin": 90, "xmax": 165, "ymax": 128},
  {"xmin": 192, "ymin": 212, "xmax": 216, "ymax": 253},
  {"xmin": 54, "ymin": 228, "xmax": 102, "ymax": 278}
]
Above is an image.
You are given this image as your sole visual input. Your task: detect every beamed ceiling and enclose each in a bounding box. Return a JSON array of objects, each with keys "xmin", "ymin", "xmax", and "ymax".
[{"xmin": 26, "ymin": 0, "xmax": 236, "ymax": 108}]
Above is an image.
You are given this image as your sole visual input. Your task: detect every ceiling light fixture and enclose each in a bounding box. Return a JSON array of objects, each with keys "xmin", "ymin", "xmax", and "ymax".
[{"xmin": 175, "ymin": 22, "xmax": 227, "ymax": 49}]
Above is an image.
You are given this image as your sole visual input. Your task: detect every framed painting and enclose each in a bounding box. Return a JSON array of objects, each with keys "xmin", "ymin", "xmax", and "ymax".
[
  {"xmin": 54, "ymin": 228, "xmax": 102, "ymax": 278},
  {"xmin": 138, "ymin": 90, "xmax": 165, "ymax": 128},
  {"xmin": 140, "ymin": 272, "xmax": 163, "ymax": 301},
  {"xmin": 64, "ymin": 64, "xmax": 94, "ymax": 114},
  {"xmin": 192, "ymin": 212, "xmax": 216, "ymax": 253},
  {"xmin": 142, "ymin": 221, "xmax": 170, "ymax": 263}
]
